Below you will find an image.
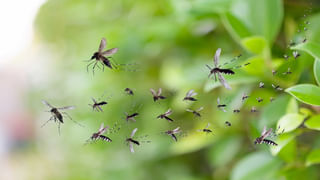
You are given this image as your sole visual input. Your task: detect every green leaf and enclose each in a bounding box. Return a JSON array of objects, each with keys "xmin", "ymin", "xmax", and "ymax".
[
  {"xmin": 270, "ymin": 132, "xmax": 297, "ymax": 156},
  {"xmin": 306, "ymin": 149, "xmax": 320, "ymax": 166},
  {"xmin": 241, "ymin": 36, "xmax": 267, "ymax": 54},
  {"xmin": 305, "ymin": 115, "xmax": 320, "ymax": 131},
  {"xmin": 314, "ymin": 59, "xmax": 320, "ymax": 86},
  {"xmin": 222, "ymin": 0, "xmax": 283, "ymax": 44},
  {"xmin": 292, "ymin": 42, "xmax": 320, "ymax": 60},
  {"xmin": 286, "ymin": 98, "xmax": 298, "ymax": 114},
  {"xmin": 231, "ymin": 152, "xmax": 282, "ymax": 180},
  {"xmin": 285, "ymin": 84, "xmax": 320, "ymax": 106},
  {"xmin": 277, "ymin": 113, "xmax": 305, "ymax": 133}
]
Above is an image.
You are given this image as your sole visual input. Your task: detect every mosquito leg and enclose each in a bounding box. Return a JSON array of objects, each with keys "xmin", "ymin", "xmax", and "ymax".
[
  {"xmin": 100, "ymin": 61, "xmax": 105, "ymax": 72},
  {"xmin": 92, "ymin": 62, "xmax": 98, "ymax": 75},
  {"xmin": 62, "ymin": 112, "xmax": 84, "ymax": 127},
  {"xmin": 41, "ymin": 116, "xmax": 54, "ymax": 128},
  {"xmin": 58, "ymin": 122, "xmax": 61, "ymax": 136},
  {"xmin": 214, "ymin": 73, "xmax": 217, "ymax": 81},
  {"xmin": 87, "ymin": 61, "xmax": 95, "ymax": 73}
]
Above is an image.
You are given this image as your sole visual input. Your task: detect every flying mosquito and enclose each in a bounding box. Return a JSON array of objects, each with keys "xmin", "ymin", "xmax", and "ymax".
[
  {"xmin": 126, "ymin": 128, "xmax": 140, "ymax": 153},
  {"xmin": 272, "ymin": 84, "xmax": 283, "ymax": 91},
  {"xmin": 42, "ymin": 100, "xmax": 80, "ymax": 134},
  {"xmin": 225, "ymin": 121, "xmax": 232, "ymax": 127},
  {"xmin": 197, "ymin": 123, "xmax": 212, "ymax": 133},
  {"xmin": 88, "ymin": 97, "xmax": 107, "ymax": 112},
  {"xmin": 256, "ymin": 97, "xmax": 263, "ymax": 103},
  {"xmin": 254, "ymin": 126, "xmax": 278, "ymax": 146},
  {"xmin": 157, "ymin": 109, "xmax": 173, "ymax": 122},
  {"xmin": 186, "ymin": 107, "xmax": 204, "ymax": 117},
  {"xmin": 164, "ymin": 127, "xmax": 181, "ymax": 142},
  {"xmin": 150, "ymin": 88, "xmax": 166, "ymax": 102},
  {"xmin": 217, "ymin": 97, "xmax": 227, "ymax": 112},
  {"xmin": 259, "ymin": 82, "xmax": 265, "ymax": 88},
  {"xmin": 282, "ymin": 68, "xmax": 292, "ymax": 75},
  {"xmin": 125, "ymin": 112, "xmax": 139, "ymax": 122},
  {"xmin": 85, "ymin": 123, "xmax": 112, "ymax": 144},
  {"xmin": 272, "ymin": 70, "xmax": 277, "ymax": 76},
  {"xmin": 233, "ymin": 109, "xmax": 240, "ymax": 113},
  {"xmin": 270, "ymin": 97, "xmax": 275, "ymax": 102},
  {"xmin": 183, "ymin": 89, "xmax": 198, "ymax": 101},
  {"xmin": 293, "ymin": 51, "xmax": 300, "ymax": 59},
  {"xmin": 242, "ymin": 93, "xmax": 250, "ymax": 102},
  {"xmin": 206, "ymin": 48, "xmax": 241, "ymax": 90},
  {"xmin": 86, "ymin": 38, "xmax": 119, "ymax": 74},
  {"xmin": 251, "ymin": 106, "xmax": 257, "ymax": 113},
  {"xmin": 124, "ymin": 88, "xmax": 134, "ymax": 96},
  {"xmin": 283, "ymin": 54, "xmax": 289, "ymax": 60}
]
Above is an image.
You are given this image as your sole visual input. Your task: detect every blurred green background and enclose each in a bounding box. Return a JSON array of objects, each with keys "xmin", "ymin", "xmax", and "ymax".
[{"xmin": 4, "ymin": 0, "xmax": 320, "ymax": 179}]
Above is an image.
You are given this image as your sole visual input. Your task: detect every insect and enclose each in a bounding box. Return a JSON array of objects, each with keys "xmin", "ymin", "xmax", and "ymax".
[
  {"xmin": 125, "ymin": 112, "xmax": 139, "ymax": 122},
  {"xmin": 242, "ymin": 93, "xmax": 250, "ymax": 102},
  {"xmin": 293, "ymin": 51, "xmax": 300, "ymax": 59},
  {"xmin": 272, "ymin": 70, "xmax": 277, "ymax": 76},
  {"xmin": 283, "ymin": 54, "xmax": 289, "ymax": 60},
  {"xmin": 164, "ymin": 127, "xmax": 181, "ymax": 142},
  {"xmin": 270, "ymin": 97, "xmax": 275, "ymax": 102},
  {"xmin": 157, "ymin": 109, "xmax": 173, "ymax": 122},
  {"xmin": 302, "ymin": 38, "xmax": 307, "ymax": 43},
  {"xmin": 259, "ymin": 82, "xmax": 265, "ymax": 88},
  {"xmin": 206, "ymin": 48, "xmax": 238, "ymax": 90},
  {"xmin": 86, "ymin": 123, "xmax": 112, "ymax": 144},
  {"xmin": 282, "ymin": 68, "xmax": 292, "ymax": 75},
  {"xmin": 124, "ymin": 88, "xmax": 134, "ymax": 96},
  {"xmin": 225, "ymin": 121, "xmax": 231, "ymax": 127},
  {"xmin": 183, "ymin": 89, "xmax": 198, "ymax": 101},
  {"xmin": 272, "ymin": 84, "xmax": 283, "ymax": 91},
  {"xmin": 217, "ymin": 97, "xmax": 227, "ymax": 112},
  {"xmin": 86, "ymin": 38, "xmax": 118, "ymax": 74},
  {"xmin": 197, "ymin": 123, "xmax": 212, "ymax": 133},
  {"xmin": 256, "ymin": 97, "xmax": 263, "ymax": 103},
  {"xmin": 186, "ymin": 107, "xmax": 204, "ymax": 117},
  {"xmin": 150, "ymin": 88, "xmax": 166, "ymax": 102},
  {"xmin": 126, "ymin": 128, "xmax": 140, "ymax": 153},
  {"xmin": 88, "ymin": 97, "xmax": 107, "ymax": 112},
  {"xmin": 233, "ymin": 109, "xmax": 240, "ymax": 113},
  {"xmin": 42, "ymin": 100, "xmax": 80, "ymax": 134},
  {"xmin": 251, "ymin": 106, "xmax": 257, "ymax": 113},
  {"xmin": 254, "ymin": 126, "xmax": 278, "ymax": 146}
]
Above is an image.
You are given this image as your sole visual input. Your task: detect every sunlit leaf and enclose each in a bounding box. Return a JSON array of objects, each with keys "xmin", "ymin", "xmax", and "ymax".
[
  {"xmin": 286, "ymin": 98, "xmax": 298, "ymax": 114},
  {"xmin": 292, "ymin": 42, "xmax": 320, "ymax": 60},
  {"xmin": 306, "ymin": 149, "xmax": 320, "ymax": 166},
  {"xmin": 270, "ymin": 132, "xmax": 298, "ymax": 156},
  {"xmin": 277, "ymin": 113, "xmax": 305, "ymax": 133},
  {"xmin": 314, "ymin": 59, "xmax": 320, "ymax": 86},
  {"xmin": 305, "ymin": 115, "xmax": 320, "ymax": 131},
  {"xmin": 285, "ymin": 84, "xmax": 320, "ymax": 106},
  {"xmin": 241, "ymin": 36, "xmax": 267, "ymax": 54}
]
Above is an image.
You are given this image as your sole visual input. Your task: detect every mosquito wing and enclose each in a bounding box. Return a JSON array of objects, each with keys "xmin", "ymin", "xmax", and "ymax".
[
  {"xmin": 218, "ymin": 73, "xmax": 231, "ymax": 90},
  {"xmin": 102, "ymin": 48, "xmax": 118, "ymax": 56},
  {"xmin": 129, "ymin": 142, "xmax": 135, "ymax": 153},
  {"xmin": 186, "ymin": 109, "xmax": 193, "ymax": 112},
  {"xmin": 261, "ymin": 128, "xmax": 272, "ymax": 140},
  {"xmin": 172, "ymin": 127, "xmax": 180, "ymax": 134},
  {"xmin": 57, "ymin": 106, "xmax": 75, "ymax": 110},
  {"xmin": 98, "ymin": 38, "xmax": 106, "ymax": 52},
  {"xmin": 217, "ymin": 97, "xmax": 221, "ymax": 105},
  {"xmin": 197, "ymin": 107, "xmax": 204, "ymax": 112},
  {"xmin": 91, "ymin": 97, "xmax": 97, "ymax": 104},
  {"xmin": 131, "ymin": 128, "xmax": 138, "ymax": 138},
  {"xmin": 165, "ymin": 109, "xmax": 172, "ymax": 116},
  {"xmin": 157, "ymin": 88, "xmax": 162, "ymax": 96},
  {"xmin": 214, "ymin": 48, "xmax": 221, "ymax": 67},
  {"xmin": 99, "ymin": 123, "xmax": 109, "ymax": 134},
  {"xmin": 186, "ymin": 89, "xmax": 194, "ymax": 97},
  {"xmin": 150, "ymin": 88, "xmax": 157, "ymax": 96},
  {"xmin": 205, "ymin": 123, "xmax": 210, "ymax": 129},
  {"xmin": 42, "ymin": 100, "xmax": 54, "ymax": 108}
]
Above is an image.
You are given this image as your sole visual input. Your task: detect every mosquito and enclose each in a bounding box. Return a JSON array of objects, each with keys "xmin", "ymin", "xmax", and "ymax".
[
  {"xmin": 86, "ymin": 38, "xmax": 118, "ymax": 74},
  {"xmin": 272, "ymin": 70, "xmax": 277, "ymax": 76},
  {"xmin": 197, "ymin": 123, "xmax": 212, "ymax": 133},
  {"xmin": 242, "ymin": 93, "xmax": 250, "ymax": 102},
  {"xmin": 125, "ymin": 112, "xmax": 139, "ymax": 122},
  {"xmin": 225, "ymin": 121, "xmax": 231, "ymax": 127},
  {"xmin": 42, "ymin": 100, "xmax": 81, "ymax": 134},
  {"xmin": 272, "ymin": 84, "xmax": 283, "ymax": 91},
  {"xmin": 85, "ymin": 123, "xmax": 112, "ymax": 144},
  {"xmin": 282, "ymin": 68, "xmax": 292, "ymax": 75},
  {"xmin": 186, "ymin": 107, "xmax": 204, "ymax": 117},
  {"xmin": 259, "ymin": 82, "xmax": 265, "ymax": 88},
  {"xmin": 164, "ymin": 127, "xmax": 181, "ymax": 142},
  {"xmin": 254, "ymin": 126, "xmax": 278, "ymax": 146},
  {"xmin": 233, "ymin": 109, "xmax": 240, "ymax": 113},
  {"xmin": 251, "ymin": 106, "xmax": 257, "ymax": 113},
  {"xmin": 150, "ymin": 88, "xmax": 166, "ymax": 102},
  {"xmin": 217, "ymin": 98, "xmax": 227, "ymax": 112},
  {"xmin": 88, "ymin": 97, "xmax": 107, "ymax": 112},
  {"xmin": 283, "ymin": 54, "xmax": 289, "ymax": 60},
  {"xmin": 183, "ymin": 89, "xmax": 198, "ymax": 101},
  {"xmin": 270, "ymin": 97, "xmax": 275, "ymax": 102},
  {"xmin": 157, "ymin": 109, "xmax": 173, "ymax": 122},
  {"xmin": 124, "ymin": 88, "xmax": 134, "ymax": 96},
  {"xmin": 126, "ymin": 128, "xmax": 140, "ymax": 153},
  {"xmin": 293, "ymin": 51, "xmax": 300, "ymax": 59},
  {"xmin": 206, "ymin": 48, "xmax": 243, "ymax": 90},
  {"xmin": 256, "ymin": 97, "xmax": 263, "ymax": 103}
]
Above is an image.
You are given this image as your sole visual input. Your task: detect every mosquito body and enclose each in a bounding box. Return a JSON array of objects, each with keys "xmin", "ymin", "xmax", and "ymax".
[
  {"xmin": 242, "ymin": 93, "xmax": 250, "ymax": 102},
  {"xmin": 126, "ymin": 128, "xmax": 140, "ymax": 153},
  {"xmin": 186, "ymin": 107, "xmax": 204, "ymax": 117},
  {"xmin": 198, "ymin": 123, "xmax": 212, "ymax": 133},
  {"xmin": 293, "ymin": 51, "xmax": 300, "ymax": 59},
  {"xmin": 272, "ymin": 84, "xmax": 283, "ymax": 91},
  {"xmin": 150, "ymin": 88, "xmax": 166, "ymax": 102},
  {"xmin": 259, "ymin": 82, "xmax": 264, "ymax": 88},
  {"xmin": 251, "ymin": 106, "xmax": 257, "ymax": 113},
  {"xmin": 42, "ymin": 100, "xmax": 80, "ymax": 134},
  {"xmin": 124, "ymin": 88, "xmax": 134, "ymax": 96},
  {"xmin": 233, "ymin": 109, "xmax": 240, "ymax": 113},
  {"xmin": 225, "ymin": 121, "xmax": 231, "ymax": 127},
  {"xmin": 256, "ymin": 97, "xmax": 263, "ymax": 103},
  {"xmin": 183, "ymin": 89, "xmax": 197, "ymax": 101},
  {"xmin": 157, "ymin": 109, "xmax": 173, "ymax": 122},
  {"xmin": 125, "ymin": 112, "xmax": 139, "ymax": 122},
  {"xmin": 254, "ymin": 126, "xmax": 278, "ymax": 146},
  {"xmin": 86, "ymin": 38, "xmax": 118, "ymax": 74},
  {"xmin": 283, "ymin": 68, "xmax": 292, "ymax": 75},
  {"xmin": 88, "ymin": 97, "xmax": 107, "ymax": 112},
  {"xmin": 164, "ymin": 127, "xmax": 181, "ymax": 142},
  {"xmin": 272, "ymin": 70, "xmax": 277, "ymax": 76},
  {"xmin": 217, "ymin": 98, "xmax": 227, "ymax": 112},
  {"xmin": 86, "ymin": 123, "xmax": 112, "ymax": 144}
]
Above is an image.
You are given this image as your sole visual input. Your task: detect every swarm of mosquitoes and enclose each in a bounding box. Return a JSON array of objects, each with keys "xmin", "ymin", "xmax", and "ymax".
[{"xmin": 41, "ymin": 8, "xmax": 312, "ymax": 153}]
